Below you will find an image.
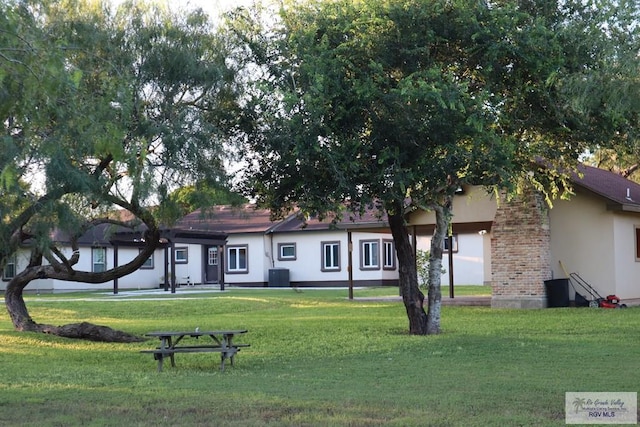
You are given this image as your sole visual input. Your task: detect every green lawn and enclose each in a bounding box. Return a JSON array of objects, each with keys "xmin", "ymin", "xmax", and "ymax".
[{"xmin": 0, "ymin": 287, "xmax": 637, "ymax": 426}]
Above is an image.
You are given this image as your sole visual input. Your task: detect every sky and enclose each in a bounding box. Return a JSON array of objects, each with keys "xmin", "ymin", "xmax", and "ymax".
[
  {"xmin": 109, "ymin": 0, "xmax": 256, "ymax": 19},
  {"xmin": 172, "ymin": 0, "xmax": 254, "ymax": 17}
]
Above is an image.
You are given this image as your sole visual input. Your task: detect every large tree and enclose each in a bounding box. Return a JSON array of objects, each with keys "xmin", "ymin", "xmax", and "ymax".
[
  {"xmin": 169, "ymin": 182, "xmax": 248, "ymax": 217},
  {"xmin": 568, "ymin": 0, "xmax": 640, "ymax": 181},
  {"xmin": 1, "ymin": 0, "xmax": 239, "ymax": 341},
  {"xmin": 227, "ymin": 0, "xmax": 640, "ymax": 334}
]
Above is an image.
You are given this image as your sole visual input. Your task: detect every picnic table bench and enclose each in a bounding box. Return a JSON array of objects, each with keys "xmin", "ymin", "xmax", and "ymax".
[{"xmin": 141, "ymin": 330, "xmax": 249, "ymax": 372}]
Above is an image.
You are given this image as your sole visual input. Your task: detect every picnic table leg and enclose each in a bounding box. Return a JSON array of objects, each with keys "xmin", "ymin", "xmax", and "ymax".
[
  {"xmin": 219, "ymin": 347, "xmax": 239, "ymax": 371},
  {"xmin": 157, "ymin": 354, "xmax": 164, "ymax": 372},
  {"xmin": 162, "ymin": 337, "xmax": 176, "ymax": 368},
  {"xmin": 224, "ymin": 334, "xmax": 235, "ymax": 370},
  {"xmin": 228, "ymin": 348, "xmax": 236, "ymax": 367}
]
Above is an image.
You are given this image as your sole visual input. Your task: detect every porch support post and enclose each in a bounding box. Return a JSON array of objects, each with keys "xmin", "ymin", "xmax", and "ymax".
[
  {"xmin": 113, "ymin": 243, "xmax": 119, "ymax": 295},
  {"xmin": 163, "ymin": 245, "xmax": 169, "ymax": 291},
  {"xmin": 219, "ymin": 244, "xmax": 225, "ymax": 291},
  {"xmin": 170, "ymin": 242, "xmax": 176, "ymax": 294},
  {"xmin": 348, "ymin": 231, "xmax": 353, "ymax": 300}
]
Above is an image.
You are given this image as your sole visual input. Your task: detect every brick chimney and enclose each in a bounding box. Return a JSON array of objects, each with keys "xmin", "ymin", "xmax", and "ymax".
[{"xmin": 491, "ymin": 189, "xmax": 551, "ymax": 308}]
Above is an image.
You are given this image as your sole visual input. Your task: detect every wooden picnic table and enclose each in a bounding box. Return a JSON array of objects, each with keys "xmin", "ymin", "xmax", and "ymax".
[{"xmin": 141, "ymin": 330, "xmax": 249, "ymax": 372}]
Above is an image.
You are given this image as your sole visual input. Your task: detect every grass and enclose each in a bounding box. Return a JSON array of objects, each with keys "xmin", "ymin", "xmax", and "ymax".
[{"xmin": 0, "ymin": 287, "xmax": 638, "ymax": 426}]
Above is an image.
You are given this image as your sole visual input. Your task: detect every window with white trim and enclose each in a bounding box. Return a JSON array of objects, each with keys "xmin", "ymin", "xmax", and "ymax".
[
  {"xmin": 443, "ymin": 235, "xmax": 458, "ymax": 253},
  {"xmin": 278, "ymin": 243, "xmax": 296, "ymax": 261},
  {"xmin": 174, "ymin": 247, "xmax": 188, "ymax": 264},
  {"xmin": 3, "ymin": 254, "xmax": 16, "ymax": 280},
  {"xmin": 140, "ymin": 249, "xmax": 153, "ymax": 269},
  {"xmin": 360, "ymin": 239, "xmax": 380, "ymax": 270},
  {"xmin": 383, "ymin": 239, "xmax": 396, "ymax": 270},
  {"xmin": 321, "ymin": 241, "xmax": 340, "ymax": 271},
  {"xmin": 92, "ymin": 247, "xmax": 106, "ymax": 273},
  {"xmin": 227, "ymin": 245, "xmax": 248, "ymax": 273}
]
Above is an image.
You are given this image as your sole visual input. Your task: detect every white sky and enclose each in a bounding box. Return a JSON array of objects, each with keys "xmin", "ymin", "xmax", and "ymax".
[
  {"xmin": 172, "ymin": 0, "xmax": 255, "ymax": 17},
  {"xmin": 109, "ymin": 0, "xmax": 256, "ymax": 19}
]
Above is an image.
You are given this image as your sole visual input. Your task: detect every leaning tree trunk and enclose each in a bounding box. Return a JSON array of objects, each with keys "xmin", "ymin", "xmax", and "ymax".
[
  {"xmin": 388, "ymin": 210, "xmax": 428, "ymax": 335},
  {"xmin": 5, "ymin": 270, "xmax": 144, "ymax": 343},
  {"xmin": 5, "ymin": 273, "xmax": 37, "ymax": 331}
]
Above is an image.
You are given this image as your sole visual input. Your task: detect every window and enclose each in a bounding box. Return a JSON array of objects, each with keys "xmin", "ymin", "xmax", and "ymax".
[
  {"xmin": 322, "ymin": 241, "xmax": 340, "ymax": 271},
  {"xmin": 208, "ymin": 247, "xmax": 218, "ymax": 266},
  {"xmin": 174, "ymin": 247, "xmax": 188, "ymax": 264},
  {"xmin": 383, "ymin": 239, "xmax": 396, "ymax": 270},
  {"xmin": 443, "ymin": 235, "xmax": 459, "ymax": 253},
  {"xmin": 360, "ymin": 240, "xmax": 380, "ymax": 270},
  {"xmin": 139, "ymin": 249, "xmax": 153, "ymax": 269},
  {"xmin": 227, "ymin": 245, "xmax": 248, "ymax": 273},
  {"xmin": 635, "ymin": 226, "xmax": 640, "ymax": 261},
  {"xmin": 92, "ymin": 247, "xmax": 106, "ymax": 273},
  {"xmin": 3, "ymin": 254, "xmax": 16, "ymax": 280},
  {"xmin": 278, "ymin": 243, "xmax": 296, "ymax": 261}
]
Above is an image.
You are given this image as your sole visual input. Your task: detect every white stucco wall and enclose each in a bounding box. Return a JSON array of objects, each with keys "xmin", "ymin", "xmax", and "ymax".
[
  {"xmin": 417, "ymin": 233, "xmax": 485, "ymax": 286},
  {"xmin": 612, "ymin": 214, "xmax": 640, "ymax": 299},
  {"xmin": 267, "ymin": 230, "xmax": 397, "ymax": 286},
  {"xmin": 170, "ymin": 243, "xmax": 205, "ymax": 286},
  {"xmin": 409, "ymin": 185, "xmax": 497, "ymax": 224},
  {"xmin": 550, "ymin": 190, "xmax": 618, "ymax": 298},
  {"xmin": 223, "ymin": 234, "xmax": 270, "ymax": 285},
  {"xmin": 269, "ymin": 230, "xmax": 347, "ymax": 284},
  {"xmin": 351, "ymin": 232, "xmax": 397, "ymax": 283}
]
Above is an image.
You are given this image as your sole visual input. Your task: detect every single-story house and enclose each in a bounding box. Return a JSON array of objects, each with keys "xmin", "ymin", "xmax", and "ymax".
[
  {"xmin": 175, "ymin": 205, "xmax": 399, "ymax": 288},
  {"xmin": 2, "ymin": 204, "xmax": 400, "ymax": 292}
]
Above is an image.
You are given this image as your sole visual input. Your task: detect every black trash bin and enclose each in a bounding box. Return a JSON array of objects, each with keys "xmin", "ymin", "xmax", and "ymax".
[{"xmin": 544, "ymin": 278, "xmax": 570, "ymax": 308}]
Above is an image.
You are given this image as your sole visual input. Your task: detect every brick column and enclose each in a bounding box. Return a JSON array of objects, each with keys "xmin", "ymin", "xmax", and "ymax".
[{"xmin": 491, "ymin": 190, "xmax": 551, "ymax": 308}]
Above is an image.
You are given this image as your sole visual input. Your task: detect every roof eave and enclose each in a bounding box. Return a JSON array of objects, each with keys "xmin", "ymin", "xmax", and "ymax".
[{"xmin": 606, "ymin": 203, "xmax": 640, "ymax": 213}]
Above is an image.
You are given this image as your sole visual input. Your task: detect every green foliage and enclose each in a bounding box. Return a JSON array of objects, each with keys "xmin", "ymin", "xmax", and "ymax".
[
  {"xmin": 228, "ymin": 0, "xmax": 640, "ymax": 215},
  {"xmin": 416, "ymin": 249, "xmax": 446, "ymax": 289},
  {"xmin": 233, "ymin": 0, "xmax": 502, "ymax": 217},
  {"xmin": 540, "ymin": 0, "xmax": 640, "ymax": 183},
  {"xmin": 0, "ymin": 289, "xmax": 639, "ymax": 426},
  {"xmin": 416, "ymin": 249, "xmax": 431, "ymax": 289},
  {"xmin": 0, "ymin": 0, "xmax": 239, "ymax": 283},
  {"xmin": 169, "ymin": 182, "xmax": 248, "ymax": 216}
]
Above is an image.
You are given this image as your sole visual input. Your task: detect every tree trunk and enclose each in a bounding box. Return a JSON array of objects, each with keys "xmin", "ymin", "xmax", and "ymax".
[
  {"xmin": 5, "ymin": 269, "xmax": 42, "ymax": 331},
  {"xmin": 387, "ymin": 210, "xmax": 428, "ymax": 335},
  {"xmin": 4, "ymin": 225, "xmax": 160, "ymax": 342},
  {"xmin": 426, "ymin": 197, "xmax": 453, "ymax": 335},
  {"xmin": 5, "ymin": 268, "xmax": 144, "ymax": 343}
]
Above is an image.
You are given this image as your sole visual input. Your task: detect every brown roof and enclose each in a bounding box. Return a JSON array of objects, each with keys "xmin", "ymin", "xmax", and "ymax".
[
  {"xmin": 272, "ymin": 210, "xmax": 388, "ymax": 232},
  {"xmin": 573, "ymin": 164, "xmax": 640, "ymax": 209},
  {"xmin": 176, "ymin": 204, "xmax": 278, "ymax": 234},
  {"xmin": 176, "ymin": 203, "xmax": 389, "ymax": 234}
]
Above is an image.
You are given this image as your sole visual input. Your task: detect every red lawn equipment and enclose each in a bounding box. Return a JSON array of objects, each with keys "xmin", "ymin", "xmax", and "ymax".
[{"xmin": 568, "ymin": 272, "xmax": 627, "ymax": 309}]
